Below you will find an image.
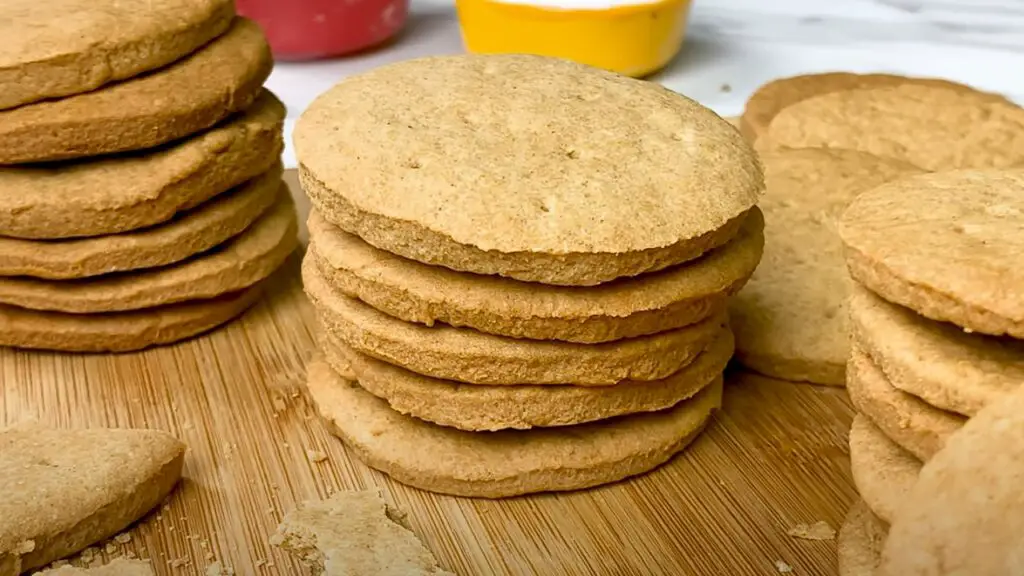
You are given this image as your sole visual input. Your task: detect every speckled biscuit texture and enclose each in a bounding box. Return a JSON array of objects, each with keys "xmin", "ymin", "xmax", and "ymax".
[
  {"xmin": 848, "ymin": 415, "xmax": 921, "ymax": 525},
  {"xmin": 295, "ymin": 54, "xmax": 764, "ymax": 286},
  {"xmin": 0, "ymin": 166, "xmax": 282, "ymax": 280},
  {"xmin": 763, "ymin": 85, "xmax": 1024, "ymax": 171},
  {"xmin": 740, "ymin": 72, "xmax": 1010, "ymax": 143},
  {"xmin": 0, "ymin": 281, "xmax": 265, "ymax": 353},
  {"xmin": 847, "ymin": 343, "xmax": 964, "ymax": 462},
  {"xmin": 0, "ymin": 91, "xmax": 285, "ymax": 239},
  {"xmin": 0, "ymin": 18, "xmax": 272, "ymax": 164},
  {"xmin": 321, "ymin": 328, "xmax": 732, "ymax": 431},
  {"xmin": 0, "ymin": 424, "xmax": 184, "ymax": 574},
  {"xmin": 729, "ymin": 148, "xmax": 921, "ymax": 385},
  {"xmin": 308, "ymin": 208, "xmax": 763, "ymax": 344},
  {"xmin": 0, "ymin": 0, "xmax": 235, "ymax": 111},
  {"xmin": 0, "ymin": 191, "xmax": 297, "ymax": 313},
  {"xmin": 305, "ymin": 358, "xmax": 722, "ymax": 498},
  {"xmin": 879, "ymin": 384, "xmax": 1024, "ymax": 576},
  {"xmin": 850, "ymin": 284, "xmax": 1024, "ymax": 417},
  {"xmin": 36, "ymin": 558, "xmax": 154, "ymax": 575},
  {"xmin": 838, "ymin": 500, "xmax": 888, "ymax": 576},
  {"xmin": 302, "ymin": 257, "xmax": 727, "ymax": 386},
  {"xmin": 839, "ymin": 169, "xmax": 1024, "ymax": 338}
]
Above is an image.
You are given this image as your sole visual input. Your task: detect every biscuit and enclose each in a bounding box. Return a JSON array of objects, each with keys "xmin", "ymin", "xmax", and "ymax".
[
  {"xmin": 763, "ymin": 85, "xmax": 1024, "ymax": 171},
  {"xmin": 0, "ymin": 424, "xmax": 184, "ymax": 574},
  {"xmin": 0, "ymin": 166, "xmax": 282, "ymax": 280},
  {"xmin": 729, "ymin": 148, "xmax": 921, "ymax": 385},
  {"xmin": 848, "ymin": 415, "xmax": 921, "ymax": 526},
  {"xmin": 0, "ymin": 0, "xmax": 234, "ymax": 110},
  {"xmin": 740, "ymin": 72, "xmax": 1008, "ymax": 143},
  {"xmin": 850, "ymin": 284, "xmax": 1024, "ymax": 417},
  {"xmin": 295, "ymin": 54, "xmax": 763, "ymax": 286},
  {"xmin": 837, "ymin": 500, "xmax": 888, "ymax": 576},
  {"xmin": 302, "ymin": 257, "xmax": 727, "ymax": 385},
  {"xmin": 308, "ymin": 208, "xmax": 763, "ymax": 343},
  {"xmin": 839, "ymin": 169, "xmax": 1024, "ymax": 338},
  {"xmin": 0, "ymin": 18, "xmax": 272, "ymax": 164},
  {"xmin": 0, "ymin": 281, "xmax": 265, "ymax": 352},
  {"xmin": 321, "ymin": 328, "xmax": 732, "ymax": 431},
  {"xmin": 35, "ymin": 559, "xmax": 154, "ymax": 575},
  {"xmin": 0, "ymin": 91, "xmax": 285, "ymax": 239},
  {"xmin": 879, "ymin": 384, "xmax": 1024, "ymax": 576},
  {"xmin": 305, "ymin": 358, "xmax": 721, "ymax": 498},
  {"xmin": 847, "ymin": 343, "xmax": 964, "ymax": 462},
  {"xmin": 0, "ymin": 192, "xmax": 297, "ymax": 313},
  {"xmin": 270, "ymin": 491, "xmax": 454, "ymax": 576}
]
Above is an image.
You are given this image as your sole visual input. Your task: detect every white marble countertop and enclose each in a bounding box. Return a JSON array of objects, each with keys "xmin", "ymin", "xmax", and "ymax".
[{"xmin": 266, "ymin": 0, "xmax": 1024, "ymax": 167}]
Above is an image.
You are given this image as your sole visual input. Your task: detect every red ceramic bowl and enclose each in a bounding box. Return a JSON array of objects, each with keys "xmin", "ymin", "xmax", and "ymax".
[{"xmin": 237, "ymin": 0, "xmax": 409, "ymax": 60}]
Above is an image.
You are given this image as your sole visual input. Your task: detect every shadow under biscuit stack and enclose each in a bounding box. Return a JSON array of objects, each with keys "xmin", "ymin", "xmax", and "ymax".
[
  {"xmin": 0, "ymin": 1, "xmax": 299, "ymax": 353},
  {"xmin": 297, "ymin": 54, "xmax": 767, "ymax": 498}
]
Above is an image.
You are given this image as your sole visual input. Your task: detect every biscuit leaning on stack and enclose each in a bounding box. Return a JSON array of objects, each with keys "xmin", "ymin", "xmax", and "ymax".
[
  {"xmin": 0, "ymin": 1, "xmax": 299, "ymax": 352},
  {"xmin": 834, "ymin": 170, "xmax": 1024, "ymax": 575},
  {"xmin": 296, "ymin": 54, "xmax": 766, "ymax": 498}
]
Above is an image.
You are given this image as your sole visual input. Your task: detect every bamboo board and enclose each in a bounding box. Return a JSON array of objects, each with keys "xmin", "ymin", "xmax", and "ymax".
[{"xmin": 0, "ymin": 169, "xmax": 859, "ymax": 576}]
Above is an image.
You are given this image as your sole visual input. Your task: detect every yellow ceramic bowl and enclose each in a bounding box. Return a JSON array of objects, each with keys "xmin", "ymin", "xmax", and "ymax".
[{"xmin": 455, "ymin": 0, "xmax": 692, "ymax": 78}]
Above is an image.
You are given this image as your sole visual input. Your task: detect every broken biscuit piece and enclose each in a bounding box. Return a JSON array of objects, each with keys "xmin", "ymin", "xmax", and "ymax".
[{"xmin": 271, "ymin": 490, "xmax": 454, "ymax": 576}]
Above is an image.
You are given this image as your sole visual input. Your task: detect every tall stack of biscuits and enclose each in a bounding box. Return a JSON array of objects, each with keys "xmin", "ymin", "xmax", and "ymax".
[
  {"xmin": 0, "ymin": 1, "xmax": 298, "ymax": 352},
  {"xmin": 297, "ymin": 54, "xmax": 766, "ymax": 498},
  {"xmin": 834, "ymin": 171, "xmax": 1023, "ymax": 574}
]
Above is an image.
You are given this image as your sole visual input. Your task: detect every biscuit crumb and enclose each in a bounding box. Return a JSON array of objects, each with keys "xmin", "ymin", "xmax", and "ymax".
[
  {"xmin": 306, "ymin": 449, "xmax": 328, "ymax": 463},
  {"xmin": 114, "ymin": 533, "xmax": 132, "ymax": 545},
  {"xmin": 168, "ymin": 557, "xmax": 190, "ymax": 568},
  {"xmin": 104, "ymin": 543, "xmax": 118, "ymax": 555},
  {"xmin": 775, "ymin": 560, "xmax": 794, "ymax": 573},
  {"xmin": 787, "ymin": 520, "xmax": 836, "ymax": 541},
  {"xmin": 205, "ymin": 561, "xmax": 234, "ymax": 576},
  {"xmin": 14, "ymin": 539, "xmax": 35, "ymax": 554}
]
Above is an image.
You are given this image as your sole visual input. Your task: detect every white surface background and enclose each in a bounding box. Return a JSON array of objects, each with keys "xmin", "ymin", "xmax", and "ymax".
[{"xmin": 266, "ymin": 0, "xmax": 1024, "ymax": 167}]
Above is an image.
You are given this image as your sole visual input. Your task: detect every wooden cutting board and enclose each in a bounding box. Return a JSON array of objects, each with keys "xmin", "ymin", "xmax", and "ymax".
[{"xmin": 0, "ymin": 168, "xmax": 858, "ymax": 576}]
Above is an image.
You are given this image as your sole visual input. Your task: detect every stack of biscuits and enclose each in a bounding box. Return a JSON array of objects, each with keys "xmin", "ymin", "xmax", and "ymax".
[
  {"xmin": 729, "ymin": 73, "xmax": 1024, "ymax": 388},
  {"xmin": 0, "ymin": 0, "xmax": 298, "ymax": 352},
  {"xmin": 297, "ymin": 54, "xmax": 766, "ymax": 498},
  {"xmin": 834, "ymin": 171, "xmax": 1023, "ymax": 574}
]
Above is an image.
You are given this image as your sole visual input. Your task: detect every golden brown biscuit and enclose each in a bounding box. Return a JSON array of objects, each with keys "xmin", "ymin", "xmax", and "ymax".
[
  {"xmin": 308, "ymin": 208, "xmax": 763, "ymax": 343},
  {"xmin": 305, "ymin": 358, "xmax": 721, "ymax": 498},
  {"xmin": 0, "ymin": 91, "xmax": 285, "ymax": 239},
  {"xmin": 0, "ymin": 167, "xmax": 282, "ymax": 279},
  {"xmin": 839, "ymin": 169, "xmax": 1024, "ymax": 338},
  {"xmin": 295, "ymin": 54, "xmax": 763, "ymax": 286},
  {"xmin": 848, "ymin": 415, "xmax": 922, "ymax": 525},
  {"xmin": 0, "ymin": 18, "xmax": 272, "ymax": 163},
  {"xmin": 729, "ymin": 148, "xmax": 921, "ymax": 385},
  {"xmin": 303, "ymin": 256, "xmax": 727, "ymax": 386}
]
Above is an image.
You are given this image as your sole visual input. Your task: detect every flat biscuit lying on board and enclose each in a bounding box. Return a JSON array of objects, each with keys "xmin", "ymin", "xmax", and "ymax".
[
  {"xmin": 35, "ymin": 558, "xmax": 154, "ymax": 575},
  {"xmin": 0, "ymin": 425, "xmax": 184, "ymax": 575},
  {"xmin": 302, "ymin": 257, "xmax": 726, "ymax": 385},
  {"xmin": 0, "ymin": 0, "xmax": 234, "ymax": 111},
  {"xmin": 270, "ymin": 490, "xmax": 454, "ymax": 576},
  {"xmin": 879, "ymin": 382, "xmax": 1024, "ymax": 576},
  {"xmin": 295, "ymin": 54, "xmax": 763, "ymax": 286},
  {"xmin": 729, "ymin": 148, "xmax": 921, "ymax": 386},
  {"xmin": 839, "ymin": 169, "xmax": 1024, "ymax": 338},
  {"xmin": 0, "ymin": 166, "xmax": 282, "ymax": 280},
  {"xmin": 308, "ymin": 208, "xmax": 763, "ymax": 343},
  {"xmin": 0, "ymin": 192, "xmax": 297, "ymax": 314},
  {"xmin": 762, "ymin": 85, "xmax": 1024, "ymax": 171},
  {"xmin": 848, "ymin": 415, "xmax": 922, "ymax": 525},
  {"xmin": 0, "ymin": 18, "xmax": 272, "ymax": 164},
  {"xmin": 739, "ymin": 72, "xmax": 1008, "ymax": 143},
  {"xmin": 305, "ymin": 359, "xmax": 722, "ymax": 498},
  {"xmin": 0, "ymin": 91, "xmax": 285, "ymax": 240},
  {"xmin": 847, "ymin": 343, "xmax": 964, "ymax": 462},
  {"xmin": 850, "ymin": 285, "xmax": 1024, "ymax": 417},
  {"xmin": 0, "ymin": 280, "xmax": 266, "ymax": 353},
  {"xmin": 837, "ymin": 500, "xmax": 888, "ymax": 576},
  {"xmin": 321, "ymin": 327, "xmax": 732, "ymax": 431}
]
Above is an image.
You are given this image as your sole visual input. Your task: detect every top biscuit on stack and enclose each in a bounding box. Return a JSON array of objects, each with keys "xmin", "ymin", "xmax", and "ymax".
[
  {"xmin": 0, "ymin": 0, "xmax": 299, "ymax": 352},
  {"xmin": 296, "ymin": 54, "xmax": 766, "ymax": 498}
]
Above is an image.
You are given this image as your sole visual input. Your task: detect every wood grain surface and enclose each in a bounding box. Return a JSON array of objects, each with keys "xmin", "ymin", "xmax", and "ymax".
[{"xmin": 0, "ymin": 169, "xmax": 858, "ymax": 576}]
